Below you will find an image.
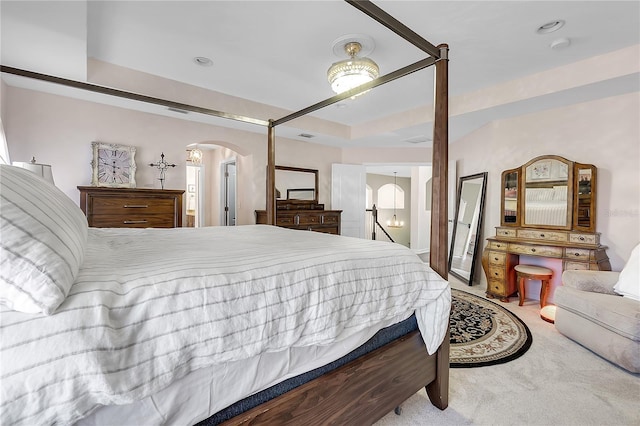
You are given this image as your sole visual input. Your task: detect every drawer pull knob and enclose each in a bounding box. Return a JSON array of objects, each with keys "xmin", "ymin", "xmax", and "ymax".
[
  {"xmin": 124, "ymin": 205, "xmax": 149, "ymax": 208},
  {"xmin": 494, "ymin": 257, "xmax": 499, "ymax": 261},
  {"xmin": 579, "ymin": 236, "xmax": 585, "ymax": 241},
  {"xmin": 123, "ymin": 220, "xmax": 148, "ymax": 224},
  {"xmin": 531, "ymin": 248, "xmax": 536, "ymax": 252},
  {"xmin": 574, "ymin": 252, "xmax": 580, "ymax": 256},
  {"xmin": 540, "ymin": 233, "xmax": 545, "ymax": 237},
  {"xmin": 494, "ymin": 272, "xmax": 498, "ymax": 276}
]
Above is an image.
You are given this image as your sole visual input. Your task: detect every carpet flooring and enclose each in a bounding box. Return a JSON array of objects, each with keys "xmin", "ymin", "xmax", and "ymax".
[{"xmin": 375, "ymin": 278, "xmax": 640, "ymax": 426}]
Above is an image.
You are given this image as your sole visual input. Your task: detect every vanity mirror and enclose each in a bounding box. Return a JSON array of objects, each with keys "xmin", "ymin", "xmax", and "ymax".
[
  {"xmin": 275, "ymin": 165, "xmax": 318, "ymax": 203},
  {"xmin": 501, "ymin": 155, "xmax": 596, "ymax": 232},
  {"xmin": 449, "ymin": 172, "xmax": 488, "ymax": 285}
]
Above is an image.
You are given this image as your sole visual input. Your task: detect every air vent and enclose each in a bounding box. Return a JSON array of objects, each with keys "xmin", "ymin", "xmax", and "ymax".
[
  {"xmin": 404, "ymin": 135, "xmax": 431, "ymax": 144},
  {"xmin": 167, "ymin": 107, "xmax": 189, "ymax": 114},
  {"xmin": 298, "ymin": 133, "xmax": 315, "ymax": 139}
]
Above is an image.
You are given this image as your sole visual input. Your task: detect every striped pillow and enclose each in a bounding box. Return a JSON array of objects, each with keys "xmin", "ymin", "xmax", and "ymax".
[{"xmin": 0, "ymin": 165, "xmax": 88, "ymax": 314}]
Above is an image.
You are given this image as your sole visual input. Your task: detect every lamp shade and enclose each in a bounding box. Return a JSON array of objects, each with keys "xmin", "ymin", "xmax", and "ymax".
[
  {"xmin": 12, "ymin": 157, "xmax": 55, "ymax": 184},
  {"xmin": 327, "ymin": 42, "xmax": 379, "ymax": 96}
]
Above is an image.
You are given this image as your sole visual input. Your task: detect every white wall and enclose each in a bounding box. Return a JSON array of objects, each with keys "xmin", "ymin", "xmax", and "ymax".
[{"xmin": 451, "ymin": 91, "xmax": 640, "ymax": 297}]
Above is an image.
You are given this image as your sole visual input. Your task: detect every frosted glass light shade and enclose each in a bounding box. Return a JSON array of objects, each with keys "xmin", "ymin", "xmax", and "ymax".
[{"xmin": 12, "ymin": 158, "xmax": 54, "ymax": 184}]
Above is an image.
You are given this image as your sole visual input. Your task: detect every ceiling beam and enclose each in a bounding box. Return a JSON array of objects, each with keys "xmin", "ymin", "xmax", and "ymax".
[
  {"xmin": 272, "ymin": 57, "xmax": 436, "ymax": 127},
  {"xmin": 0, "ymin": 65, "xmax": 270, "ymax": 127},
  {"xmin": 345, "ymin": 0, "xmax": 441, "ymax": 59}
]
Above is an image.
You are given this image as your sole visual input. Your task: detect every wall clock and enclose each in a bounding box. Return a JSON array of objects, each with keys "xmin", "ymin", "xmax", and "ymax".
[{"xmin": 91, "ymin": 142, "xmax": 137, "ymax": 188}]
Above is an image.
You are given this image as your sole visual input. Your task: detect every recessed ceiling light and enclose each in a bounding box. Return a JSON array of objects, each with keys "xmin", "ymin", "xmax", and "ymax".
[
  {"xmin": 194, "ymin": 56, "xmax": 213, "ymax": 67},
  {"xmin": 536, "ymin": 20, "xmax": 565, "ymax": 35}
]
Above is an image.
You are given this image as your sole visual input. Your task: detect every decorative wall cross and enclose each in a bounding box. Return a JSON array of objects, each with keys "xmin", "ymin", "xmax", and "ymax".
[{"xmin": 149, "ymin": 152, "xmax": 176, "ymax": 189}]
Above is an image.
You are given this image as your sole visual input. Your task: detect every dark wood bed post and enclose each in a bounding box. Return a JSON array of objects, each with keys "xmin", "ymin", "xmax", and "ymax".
[
  {"xmin": 266, "ymin": 120, "xmax": 276, "ymax": 225},
  {"xmin": 426, "ymin": 43, "xmax": 450, "ymax": 411},
  {"xmin": 429, "ymin": 44, "xmax": 449, "ymax": 280}
]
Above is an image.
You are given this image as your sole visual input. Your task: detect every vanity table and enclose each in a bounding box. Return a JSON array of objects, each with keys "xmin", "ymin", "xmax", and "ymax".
[
  {"xmin": 482, "ymin": 155, "xmax": 611, "ymax": 302},
  {"xmin": 255, "ymin": 165, "xmax": 342, "ymax": 235}
]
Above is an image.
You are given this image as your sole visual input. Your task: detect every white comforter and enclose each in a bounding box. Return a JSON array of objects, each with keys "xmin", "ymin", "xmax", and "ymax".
[{"xmin": 0, "ymin": 225, "xmax": 450, "ymax": 425}]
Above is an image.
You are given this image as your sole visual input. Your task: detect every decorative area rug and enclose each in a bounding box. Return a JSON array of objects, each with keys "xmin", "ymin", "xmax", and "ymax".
[{"xmin": 450, "ymin": 289, "xmax": 532, "ymax": 368}]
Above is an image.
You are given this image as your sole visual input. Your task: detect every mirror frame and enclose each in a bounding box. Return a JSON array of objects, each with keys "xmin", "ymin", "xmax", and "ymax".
[
  {"xmin": 448, "ymin": 172, "xmax": 488, "ymax": 286},
  {"xmin": 275, "ymin": 165, "xmax": 319, "ymax": 203}
]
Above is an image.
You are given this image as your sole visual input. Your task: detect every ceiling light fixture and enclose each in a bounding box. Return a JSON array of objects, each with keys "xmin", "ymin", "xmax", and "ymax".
[
  {"xmin": 327, "ymin": 41, "xmax": 379, "ymax": 97},
  {"xmin": 386, "ymin": 172, "xmax": 404, "ymax": 229},
  {"xmin": 536, "ymin": 20, "xmax": 565, "ymax": 34},
  {"xmin": 188, "ymin": 147, "xmax": 203, "ymax": 164}
]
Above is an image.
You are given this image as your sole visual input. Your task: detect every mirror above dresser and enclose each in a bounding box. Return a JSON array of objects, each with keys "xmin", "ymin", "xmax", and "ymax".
[
  {"xmin": 484, "ymin": 155, "xmax": 609, "ymax": 303},
  {"xmin": 501, "ymin": 155, "xmax": 597, "ymax": 232}
]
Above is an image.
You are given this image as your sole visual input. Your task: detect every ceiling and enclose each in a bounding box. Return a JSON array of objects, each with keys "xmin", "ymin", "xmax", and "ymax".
[{"xmin": 2, "ymin": 1, "xmax": 639, "ymax": 148}]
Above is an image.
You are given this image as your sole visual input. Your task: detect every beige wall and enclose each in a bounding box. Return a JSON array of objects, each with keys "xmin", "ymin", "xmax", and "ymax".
[
  {"xmin": 2, "ymin": 85, "xmax": 342, "ymax": 225},
  {"xmin": 451, "ymin": 91, "xmax": 640, "ymax": 294}
]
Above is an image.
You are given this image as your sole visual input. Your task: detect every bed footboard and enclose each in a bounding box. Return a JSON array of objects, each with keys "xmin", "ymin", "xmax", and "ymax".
[{"xmin": 222, "ymin": 329, "xmax": 449, "ymax": 425}]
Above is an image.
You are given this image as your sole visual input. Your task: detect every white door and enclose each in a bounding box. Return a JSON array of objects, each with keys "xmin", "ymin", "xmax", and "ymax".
[{"xmin": 332, "ymin": 164, "xmax": 366, "ymax": 238}]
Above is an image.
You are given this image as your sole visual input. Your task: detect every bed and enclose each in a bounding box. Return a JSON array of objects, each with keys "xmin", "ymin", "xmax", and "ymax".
[
  {"xmin": 1, "ymin": 1, "xmax": 451, "ymax": 424},
  {"xmin": 0, "ymin": 164, "xmax": 449, "ymax": 425}
]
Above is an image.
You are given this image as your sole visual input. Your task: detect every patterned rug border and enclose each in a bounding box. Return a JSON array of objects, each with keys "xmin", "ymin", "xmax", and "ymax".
[{"xmin": 450, "ymin": 289, "xmax": 533, "ymax": 368}]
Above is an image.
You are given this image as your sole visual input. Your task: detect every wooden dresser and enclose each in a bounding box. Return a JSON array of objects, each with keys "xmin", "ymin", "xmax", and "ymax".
[
  {"xmin": 255, "ymin": 200, "xmax": 341, "ymax": 235},
  {"xmin": 482, "ymin": 155, "xmax": 610, "ymax": 302},
  {"xmin": 78, "ymin": 186, "xmax": 184, "ymax": 228},
  {"xmin": 482, "ymin": 227, "xmax": 610, "ymax": 301}
]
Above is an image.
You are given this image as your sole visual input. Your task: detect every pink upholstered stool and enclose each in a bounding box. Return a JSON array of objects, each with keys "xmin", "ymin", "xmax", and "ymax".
[{"xmin": 514, "ymin": 264, "xmax": 553, "ymax": 308}]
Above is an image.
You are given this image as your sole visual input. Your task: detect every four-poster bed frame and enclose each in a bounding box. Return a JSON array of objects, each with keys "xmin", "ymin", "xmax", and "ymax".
[{"xmin": 1, "ymin": 1, "xmax": 449, "ymax": 423}]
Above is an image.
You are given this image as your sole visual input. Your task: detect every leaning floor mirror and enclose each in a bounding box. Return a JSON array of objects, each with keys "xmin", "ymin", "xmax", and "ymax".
[{"xmin": 449, "ymin": 172, "xmax": 488, "ymax": 285}]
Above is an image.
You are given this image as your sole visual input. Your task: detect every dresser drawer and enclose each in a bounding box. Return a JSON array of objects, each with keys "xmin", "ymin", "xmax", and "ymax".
[
  {"xmin": 488, "ymin": 266, "xmax": 505, "ymax": 280},
  {"xmin": 487, "ymin": 278, "xmax": 506, "ymax": 295},
  {"xmin": 488, "ymin": 241, "xmax": 508, "ymax": 251},
  {"xmin": 320, "ymin": 213, "xmax": 340, "ymax": 224},
  {"xmin": 564, "ymin": 248, "xmax": 593, "ymax": 261},
  {"xmin": 563, "ymin": 261, "xmax": 590, "ymax": 271},
  {"xmin": 517, "ymin": 229, "xmax": 567, "ymax": 243},
  {"xmin": 569, "ymin": 233, "xmax": 600, "ymax": 245},
  {"xmin": 508, "ymin": 243, "xmax": 563, "ymax": 258},
  {"xmin": 488, "ymin": 251, "xmax": 506, "ymax": 266},
  {"xmin": 91, "ymin": 196, "xmax": 177, "ymax": 215},
  {"xmin": 90, "ymin": 214, "xmax": 175, "ymax": 228},
  {"xmin": 496, "ymin": 228, "xmax": 516, "ymax": 238}
]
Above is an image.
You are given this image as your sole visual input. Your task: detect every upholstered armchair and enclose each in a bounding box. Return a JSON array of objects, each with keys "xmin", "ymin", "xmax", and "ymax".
[{"xmin": 554, "ymin": 247, "xmax": 640, "ymax": 373}]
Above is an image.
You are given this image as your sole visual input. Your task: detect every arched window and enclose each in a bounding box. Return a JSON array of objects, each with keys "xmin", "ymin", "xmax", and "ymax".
[{"xmin": 377, "ymin": 183, "xmax": 404, "ymax": 209}]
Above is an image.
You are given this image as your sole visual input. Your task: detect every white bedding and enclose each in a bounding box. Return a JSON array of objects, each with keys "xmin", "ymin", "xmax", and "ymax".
[{"xmin": 0, "ymin": 225, "xmax": 450, "ymax": 426}]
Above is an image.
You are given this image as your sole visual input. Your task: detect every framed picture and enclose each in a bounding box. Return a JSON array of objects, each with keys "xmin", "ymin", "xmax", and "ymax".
[
  {"xmin": 91, "ymin": 142, "xmax": 137, "ymax": 188},
  {"xmin": 530, "ymin": 160, "xmax": 551, "ymax": 180},
  {"xmin": 187, "ymin": 184, "xmax": 196, "ymax": 193}
]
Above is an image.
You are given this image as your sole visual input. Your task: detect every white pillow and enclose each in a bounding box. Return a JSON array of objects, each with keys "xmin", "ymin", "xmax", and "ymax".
[
  {"xmin": 0, "ymin": 165, "xmax": 88, "ymax": 314},
  {"xmin": 614, "ymin": 243, "xmax": 640, "ymax": 301}
]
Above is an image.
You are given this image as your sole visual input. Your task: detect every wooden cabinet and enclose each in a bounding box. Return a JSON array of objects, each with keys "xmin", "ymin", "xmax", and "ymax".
[
  {"xmin": 255, "ymin": 200, "xmax": 341, "ymax": 235},
  {"xmin": 481, "ymin": 227, "xmax": 610, "ymax": 301},
  {"xmin": 78, "ymin": 186, "xmax": 184, "ymax": 228}
]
